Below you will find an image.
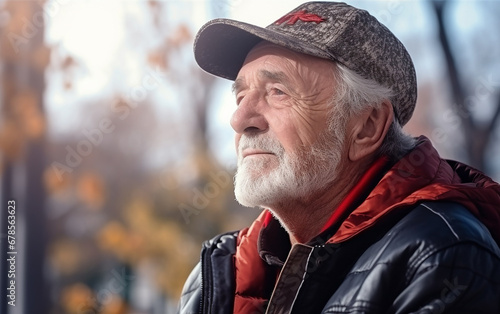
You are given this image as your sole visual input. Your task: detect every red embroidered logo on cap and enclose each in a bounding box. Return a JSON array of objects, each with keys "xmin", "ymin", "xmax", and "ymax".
[{"xmin": 274, "ymin": 10, "xmax": 325, "ymax": 25}]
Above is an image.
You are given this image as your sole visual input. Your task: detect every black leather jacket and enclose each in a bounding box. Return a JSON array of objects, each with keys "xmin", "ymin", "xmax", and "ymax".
[{"xmin": 178, "ymin": 202, "xmax": 500, "ymax": 313}]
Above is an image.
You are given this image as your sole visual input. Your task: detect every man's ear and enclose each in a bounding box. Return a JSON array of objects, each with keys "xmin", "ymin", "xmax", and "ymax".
[{"xmin": 348, "ymin": 101, "xmax": 394, "ymax": 162}]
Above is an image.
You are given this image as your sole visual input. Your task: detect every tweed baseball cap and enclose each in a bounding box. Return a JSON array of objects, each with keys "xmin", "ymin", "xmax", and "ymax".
[{"xmin": 194, "ymin": 1, "xmax": 417, "ymax": 126}]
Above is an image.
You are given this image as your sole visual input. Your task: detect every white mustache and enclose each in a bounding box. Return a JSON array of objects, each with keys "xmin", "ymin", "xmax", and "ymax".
[{"xmin": 238, "ymin": 136, "xmax": 285, "ymax": 159}]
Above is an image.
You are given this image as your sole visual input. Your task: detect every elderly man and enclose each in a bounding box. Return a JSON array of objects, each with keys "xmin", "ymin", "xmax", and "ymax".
[{"xmin": 179, "ymin": 2, "xmax": 500, "ymax": 313}]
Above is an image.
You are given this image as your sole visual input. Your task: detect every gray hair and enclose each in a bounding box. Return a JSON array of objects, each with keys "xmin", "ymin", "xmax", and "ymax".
[{"xmin": 330, "ymin": 63, "xmax": 416, "ymax": 160}]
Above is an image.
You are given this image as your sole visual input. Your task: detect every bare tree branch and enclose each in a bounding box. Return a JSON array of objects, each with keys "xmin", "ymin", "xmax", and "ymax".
[
  {"xmin": 487, "ymin": 93, "xmax": 500, "ymax": 135},
  {"xmin": 431, "ymin": 0, "xmax": 487, "ymax": 170}
]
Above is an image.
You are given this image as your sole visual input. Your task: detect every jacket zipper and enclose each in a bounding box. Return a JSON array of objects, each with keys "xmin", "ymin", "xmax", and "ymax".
[
  {"xmin": 199, "ymin": 239, "xmax": 215, "ymax": 313},
  {"xmin": 199, "ymin": 246, "xmax": 206, "ymax": 313}
]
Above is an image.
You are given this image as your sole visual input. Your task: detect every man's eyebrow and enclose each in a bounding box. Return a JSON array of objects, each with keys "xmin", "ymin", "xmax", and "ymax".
[
  {"xmin": 259, "ymin": 70, "xmax": 289, "ymax": 84},
  {"xmin": 232, "ymin": 70, "xmax": 291, "ymax": 94},
  {"xmin": 232, "ymin": 78, "xmax": 245, "ymax": 95}
]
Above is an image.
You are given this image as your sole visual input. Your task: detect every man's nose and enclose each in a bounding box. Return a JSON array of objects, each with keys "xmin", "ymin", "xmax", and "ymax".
[{"xmin": 230, "ymin": 92, "xmax": 268, "ymax": 135}]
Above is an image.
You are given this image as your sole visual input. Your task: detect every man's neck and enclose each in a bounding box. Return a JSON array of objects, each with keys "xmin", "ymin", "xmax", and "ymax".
[{"xmin": 269, "ymin": 158, "xmax": 372, "ymax": 246}]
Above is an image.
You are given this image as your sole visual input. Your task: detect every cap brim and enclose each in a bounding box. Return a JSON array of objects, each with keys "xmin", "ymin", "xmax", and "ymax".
[{"xmin": 194, "ymin": 18, "xmax": 332, "ymax": 81}]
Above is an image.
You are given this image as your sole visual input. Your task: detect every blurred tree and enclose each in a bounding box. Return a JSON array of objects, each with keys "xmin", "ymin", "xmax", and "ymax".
[
  {"xmin": 432, "ymin": 0, "xmax": 500, "ymax": 172},
  {"xmin": 40, "ymin": 1, "xmax": 257, "ymax": 313},
  {"xmin": 0, "ymin": 0, "xmax": 50, "ymax": 313}
]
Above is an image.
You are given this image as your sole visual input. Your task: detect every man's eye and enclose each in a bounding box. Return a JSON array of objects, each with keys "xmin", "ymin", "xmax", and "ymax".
[
  {"xmin": 236, "ymin": 94, "xmax": 244, "ymax": 106},
  {"xmin": 271, "ymin": 88, "xmax": 286, "ymax": 96}
]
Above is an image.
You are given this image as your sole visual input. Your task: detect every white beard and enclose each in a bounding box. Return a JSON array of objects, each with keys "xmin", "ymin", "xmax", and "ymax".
[{"xmin": 234, "ymin": 126, "xmax": 345, "ymax": 208}]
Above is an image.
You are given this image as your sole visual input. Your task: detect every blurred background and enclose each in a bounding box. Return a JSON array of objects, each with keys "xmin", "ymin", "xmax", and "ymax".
[{"xmin": 0, "ymin": 0, "xmax": 499, "ymax": 313}]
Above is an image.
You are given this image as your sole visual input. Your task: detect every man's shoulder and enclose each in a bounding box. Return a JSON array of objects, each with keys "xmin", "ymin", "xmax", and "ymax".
[
  {"xmin": 328, "ymin": 205, "xmax": 500, "ymax": 313},
  {"xmin": 357, "ymin": 200, "xmax": 500, "ymax": 282},
  {"xmin": 336, "ymin": 202, "xmax": 500, "ymax": 305},
  {"xmin": 352, "ymin": 201, "xmax": 500, "ymax": 276},
  {"xmin": 392, "ymin": 201, "xmax": 500, "ymax": 255}
]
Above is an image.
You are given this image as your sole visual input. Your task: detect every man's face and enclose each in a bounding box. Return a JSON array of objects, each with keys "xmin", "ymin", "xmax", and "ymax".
[{"xmin": 231, "ymin": 42, "xmax": 348, "ymax": 208}]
